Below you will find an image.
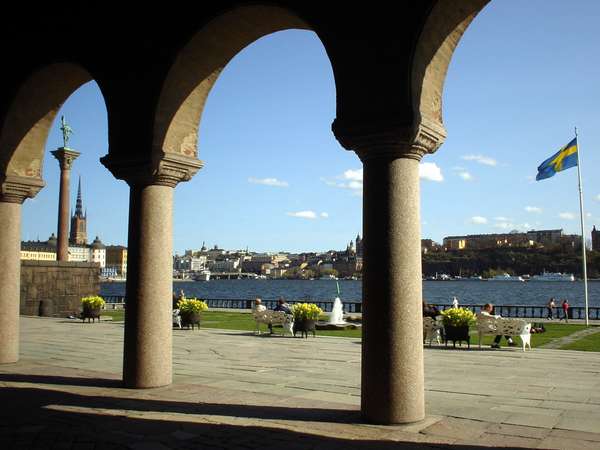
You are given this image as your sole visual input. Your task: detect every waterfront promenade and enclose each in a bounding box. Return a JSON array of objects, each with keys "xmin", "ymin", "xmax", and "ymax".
[{"xmin": 1, "ymin": 316, "xmax": 600, "ymax": 449}]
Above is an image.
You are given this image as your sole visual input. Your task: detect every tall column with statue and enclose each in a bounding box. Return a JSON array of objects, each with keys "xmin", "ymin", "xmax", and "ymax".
[{"xmin": 51, "ymin": 116, "xmax": 79, "ymax": 261}]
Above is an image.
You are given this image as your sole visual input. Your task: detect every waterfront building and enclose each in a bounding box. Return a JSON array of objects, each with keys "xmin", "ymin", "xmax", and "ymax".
[
  {"xmin": 209, "ymin": 258, "xmax": 240, "ymax": 273},
  {"xmin": 21, "ymin": 233, "xmax": 106, "ymax": 268},
  {"xmin": 90, "ymin": 236, "xmax": 106, "ymax": 268},
  {"xmin": 105, "ymin": 245, "xmax": 128, "ymax": 277},
  {"xmin": 526, "ymin": 229, "xmax": 562, "ymax": 246},
  {"xmin": 20, "ymin": 237, "xmax": 57, "ymax": 261}
]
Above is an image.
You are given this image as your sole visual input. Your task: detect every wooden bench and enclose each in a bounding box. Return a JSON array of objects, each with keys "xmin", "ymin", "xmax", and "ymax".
[
  {"xmin": 476, "ymin": 314, "xmax": 531, "ymax": 351},
  {"xmin": 253, "ymin": 310, "xmax": 294, "ymax": 335}
]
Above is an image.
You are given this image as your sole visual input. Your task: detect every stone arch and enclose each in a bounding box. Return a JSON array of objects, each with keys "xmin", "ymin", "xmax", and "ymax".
[
  {"xmin": 411, "ymin": 0, "xmax": 489, "ymax": 148},
  {"xmin": 0, "ymin": 63, "xmax": 98, "ymax": 183},
  {"xmin": 153, "ymin": 5, "xmax": 330, "ymax": 159}
]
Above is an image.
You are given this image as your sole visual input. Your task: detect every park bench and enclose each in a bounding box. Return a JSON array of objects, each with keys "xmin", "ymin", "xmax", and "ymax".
[
  {"xmin": 253, "ymin": 310, "xmax": 294, "ymax": 335},
  {"xmin": 423, "ymin": 316, "xmax": 443, "ymax": 346},
  {"xmin": 476, "ymin": 314, "xmax": 532, "ymax": 351},
  {"xmin": 173, "ymin": 309, "xmax": 182, "ymax": 329}
]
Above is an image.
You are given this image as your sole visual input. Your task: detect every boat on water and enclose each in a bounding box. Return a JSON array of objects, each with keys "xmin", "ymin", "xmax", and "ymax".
[
  {"xmin": 193, "ymin": 269, "xmax": 211, "ymax": 281},
  {"xmin": 530, "ymin": 271, "xmax": 575, "ymax": 282},
  {"xmin": 491, "ymin": 273, "xmax": 525, "ymax": 282}
]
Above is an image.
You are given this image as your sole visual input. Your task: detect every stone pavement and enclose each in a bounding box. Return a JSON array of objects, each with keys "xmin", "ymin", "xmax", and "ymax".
[{"xmin": 1, "ymin": 317, "xmax": 600, "ymax": 449}]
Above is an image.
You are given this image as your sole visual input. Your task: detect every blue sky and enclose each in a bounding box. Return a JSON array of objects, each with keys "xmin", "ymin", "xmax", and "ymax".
[{"xmin": 23, "ymin": 0, "xmax": 600, "ymax": 253}]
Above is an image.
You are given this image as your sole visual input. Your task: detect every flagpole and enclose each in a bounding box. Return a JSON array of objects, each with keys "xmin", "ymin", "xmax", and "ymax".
[{"xmin": 575, "ymin": 127, "xmax": 589, "ymax": 326}]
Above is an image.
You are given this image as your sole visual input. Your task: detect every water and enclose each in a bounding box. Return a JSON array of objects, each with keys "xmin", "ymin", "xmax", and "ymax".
[
  {"xmin": 100, "ymin": 279, "xmax": 600, "ymax": 307},
  {"xmin": 329, "ymin": 297, "xmax": 346, "ymax": 324}
]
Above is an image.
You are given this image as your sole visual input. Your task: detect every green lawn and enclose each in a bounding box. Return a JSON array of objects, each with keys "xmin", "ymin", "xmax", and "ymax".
[
  {"xmin": 560, "ymin": 331, "xmax": 600, "ymax": 352},
  {"xmin": 101, "ymin": 310, "xmax": 591, "ymax": 347}
]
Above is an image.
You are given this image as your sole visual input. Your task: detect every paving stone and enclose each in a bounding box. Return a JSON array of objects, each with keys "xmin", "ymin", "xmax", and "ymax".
[
  {"xmin": 3, "ymin": 316, "xmax": 600, "ymax": 449},
  {"xmin": 485, "ymin": 422, "xmax": 549, "ymax": 440},
  {"xmin": 420, "ymin": 417, "xmax": 489, "ymax": 440}
]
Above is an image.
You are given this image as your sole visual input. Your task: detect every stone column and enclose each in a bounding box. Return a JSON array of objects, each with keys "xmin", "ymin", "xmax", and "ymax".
[
  {"xmin": 101, "ymin": 153, "xmax": 202, "ymax": 388},
  {"xmin": 51, "ymin": 148, "xmax": 80, "ymax": 261},
  {"xmin": 334, "ymin": 120, "xmax": 445, "ymax": 424},
  {"xmin": 0, "ymin": 176, "xmax": 44, "ymax": 364}
]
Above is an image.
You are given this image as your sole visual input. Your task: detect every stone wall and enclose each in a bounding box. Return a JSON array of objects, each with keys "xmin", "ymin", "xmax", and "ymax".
[{"xmin": 20, "ymin": 261, "xmax": 100, "ymax": 317}]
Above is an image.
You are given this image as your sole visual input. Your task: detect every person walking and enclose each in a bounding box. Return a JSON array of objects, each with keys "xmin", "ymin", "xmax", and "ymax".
[
  {"xmin": 546, "ymin": 298, "xmax": 556, "ymax": 320},
  {"xmin": 561, "ymin": 299, "xmax": 569, "ymax": 323}
]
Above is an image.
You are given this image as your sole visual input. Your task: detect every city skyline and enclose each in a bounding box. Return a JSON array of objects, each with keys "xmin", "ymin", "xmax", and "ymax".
[{"xmin": 21, "ymin": 0, "xmax": 600, "ymax": 253}]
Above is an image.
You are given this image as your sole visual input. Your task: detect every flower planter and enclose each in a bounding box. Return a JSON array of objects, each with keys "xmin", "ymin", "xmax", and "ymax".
[
  {"xmin": 293, "ymin": 319, "xmax": 316, "ymax": 338},
  {"xmin": 181, "ymin": 311, "xmax": 201, "ymax": 330},
  {"xmin": 81, "ymin": 306, "xmax": 101, "ymax": 323},
  {"xmin": 444, "ymin": 324, "xmax": 470, "ymax": 348}
]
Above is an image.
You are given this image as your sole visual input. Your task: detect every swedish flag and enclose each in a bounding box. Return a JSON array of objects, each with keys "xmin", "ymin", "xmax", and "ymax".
[{"xmin": 536, "ymin": 138, "xmax": 578, "ymax": 181}]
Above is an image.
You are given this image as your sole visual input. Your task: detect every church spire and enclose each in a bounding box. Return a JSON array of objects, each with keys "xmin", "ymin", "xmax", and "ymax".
[{"xmin": 75, "ymin": 176, "xmax": 84, "ymax": 218}]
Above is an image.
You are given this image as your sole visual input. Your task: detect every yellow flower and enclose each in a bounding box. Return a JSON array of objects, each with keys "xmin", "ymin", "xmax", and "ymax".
[
  {"xmin": 291, "ymin": 302, "xmax": 323, "ymax": 320},
  {"xmin": 81, "ymin": 296, "xmax": 105, "ymax": 309},
  {"xmin": 440, "ymin": 307, "xmax": 475, "ymax": 327},
  {"xmin": 177, "ymin": 298, "xmax": 208, "ymax": 313}
]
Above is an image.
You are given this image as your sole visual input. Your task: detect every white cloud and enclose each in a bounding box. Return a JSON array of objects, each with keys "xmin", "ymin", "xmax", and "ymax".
[
  {"xmin": 287, "ymin": 211, "xmax": 317, "ymax": 219},
  {"xmin": 494, "ymin": 216, "xmax": 511, "ymax": 221},
  {"xmin": 248, "ymin": 177, "xmax": 289, "ymax": 187},
  {"xmin": 470, "ymin": 216, "xmax": 488, "ymax": 225},
  {"xmin": 419, "ymin": 162, "xmax": 444, "ymax": 182},
  {"xmin": 343, "ymin": 169, "xmax": 363, "ymax": 181},
  {"xmin": 525, "ymin": 206, "xmax": 542, "ymax": 214},
  {"xmin": 320, "ymin": 212, "xmax": 329, "ymax": 218},
  {"xmin": 461, "ymin": 154, "xmax": 497, "ymax": 166},
  {"xmin": 596, "ymin": 194, "xmax": 600, "ymax": 201},
  {"xmin": 586, "ymin": 213, "xmax": 592, "ymax": 218},
  {"xmin": 323, "ymin": 169, "xmax": 363, "ymax": 192},
  {"xmin": 559, "ymin": 212, "xmax": 576, "ymax": 220},
  {"xmin": 458, "ymin": 171, "xmax": 473, "ymax": 181}
]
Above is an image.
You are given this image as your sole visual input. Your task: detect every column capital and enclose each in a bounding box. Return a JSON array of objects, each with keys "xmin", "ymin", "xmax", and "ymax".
[
  {"xmin": 50, "ymin": 148, "xmax": 80, "ymax": 170},
  {"xmin": 0, "ymin": 175, "xmax": 45, "ymax": 204},
  {"xmin": 100, "ymin": 152, "xmax": 203, "ymax": 188},
  {"xmin": 332, "ymin": 117, "xmax": 446, "ymax": 162}
]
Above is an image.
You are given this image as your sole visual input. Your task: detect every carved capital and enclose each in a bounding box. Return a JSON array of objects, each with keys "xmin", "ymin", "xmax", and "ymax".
[
  {"xmin": 51, "ymin": 148, "xmax": 80, "ymax": 170},
  {"xmin": 411, "ymin": 116, "xmax": 447, "ymax": 156},
  {"xmin": 332, "ymin": 116, "xmax": 446, "ymax": 162},
  {"xmin": 100, "ymin": 152, "xmax": 203, "ymax": 188},
  {"xmin": 0, "ymin": 175, "xmax": 45, "ymax": 204}
]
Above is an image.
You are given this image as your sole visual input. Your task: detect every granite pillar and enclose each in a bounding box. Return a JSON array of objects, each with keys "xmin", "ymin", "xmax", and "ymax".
[
  {"xmin": 101, "ymin": 153, "xmax": 202, "ymax": 388},
  {"xmin": 0, "ymin": 176, "xmax": 43, "ymax": 363},
  {"xmin": 334, "ymin": 119, "xmax": 446, "ymax": 424},
  {"xmin": 360, "ymin": 153, "xmax": 425, "ymax": 423},
  {"xmin": 51, "ymin": 148, "xmax": 80, "ymax": 261}
]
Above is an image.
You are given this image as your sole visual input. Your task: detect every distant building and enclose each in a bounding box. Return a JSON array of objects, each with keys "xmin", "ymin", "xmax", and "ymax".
[
  {"xmin": 106, "ymin": 245, "xmax": 128, "ymax": 277},
  {"xmin": 21, "ymin": 233, "xmax": 106, "ymax": 268},
  {"xmin": 20, "ymin": 236, "xmax": 57, "ymax": 261},
  {"xmin": 592, "ymin": 226, "xmax": 600, "ymax": 251},
  {"xmin": 443, "ymin": 232, "xmax": 533, "ymax": 250},
  {"xmin": 443, "ymin": 229, "xmax": 581, "ymax": 251},
  {"xmin": 526, "ymin": 229, "xmax": 562, "ymax": 246}
]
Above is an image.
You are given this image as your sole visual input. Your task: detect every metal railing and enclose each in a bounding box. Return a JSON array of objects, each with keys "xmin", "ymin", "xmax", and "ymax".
[
  {"xmin": 103, "ymin": 295, "xmax": 363, "ymax": 313},
  {"xmin": 102, "ymin": 295, "xmax": 600, "ymax": 319},
  {"xmin": 432, "ymin": 304, "xmax": 600, "ymax": 320}
]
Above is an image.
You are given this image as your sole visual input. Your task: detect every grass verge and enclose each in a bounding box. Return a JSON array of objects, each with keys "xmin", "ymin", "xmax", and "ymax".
[{"xmin": 102, "ymin": 310, "xmax": 591, "ymax": 347}]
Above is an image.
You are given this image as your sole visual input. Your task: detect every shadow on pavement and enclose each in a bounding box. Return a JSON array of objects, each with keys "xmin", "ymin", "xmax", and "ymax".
[{"xmin": 0, "ymin": 384, "xmax": 527, "ymax": 449}]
